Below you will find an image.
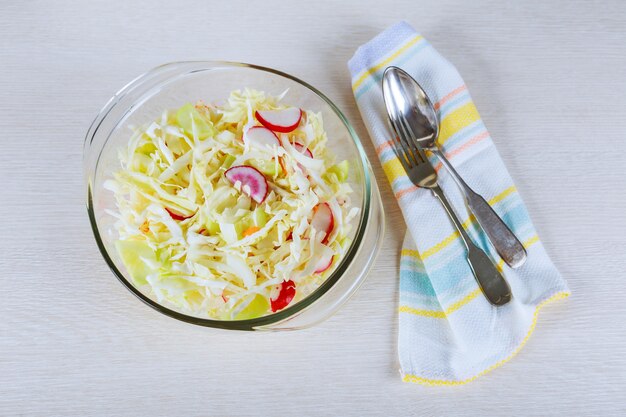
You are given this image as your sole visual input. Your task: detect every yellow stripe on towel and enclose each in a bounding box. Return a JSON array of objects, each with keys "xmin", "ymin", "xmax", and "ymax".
[
  {"xmin": 438, "ymin": 102, "xmax": 482, "ymax": 145},
  {"xmin": 381, "ymin": 158, "xmax": 408, "ymax": 185},
  {"xmin": 400, "ymin": 186, "xmax": 517, "ymax": 260},
  {"xmin": 351, "ymin": 35, "xmax": 424, "ymax": 91},
  {"xmin": 399, "ymin": 288, "xmax": 482, "ymax": 319}
]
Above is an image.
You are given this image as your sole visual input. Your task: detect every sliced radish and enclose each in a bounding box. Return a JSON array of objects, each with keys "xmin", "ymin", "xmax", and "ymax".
[
  {"xmin": 255, "ymin": 108, "xmax": 302, "ymax": 133},
  {"xmin": 224, "ymin": 165, "xmax": 269, "ymax": 204},
  {"xmin": 270, "ymin": 280, "xmax": 296, "ymax": 312},
  {"xmin": 293, "ymin": 142, "xmax": 313, "ymax": 158},
  {"xmin": 165, "ymin": 208, "xmax": 194, "ymax": 221},
  {"xmin": 292, "ymin": 142, "xmax": 313, "ymax": 172},
  {"xmin": 244, "ymin": 126, "xmax": 280, "ymax": 148},
  {"xmin": 310, "ymin": 203, "xmax": 334, "ymax": 244},
  {"xmin": 314, "ymin": 253, "xmax": 334, "ymax": 273}
]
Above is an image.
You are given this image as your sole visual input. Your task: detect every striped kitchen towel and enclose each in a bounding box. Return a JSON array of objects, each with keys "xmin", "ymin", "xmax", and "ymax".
[{"xmin": 348, "ymin": 21, "xmax": 570, "ymax": 386}]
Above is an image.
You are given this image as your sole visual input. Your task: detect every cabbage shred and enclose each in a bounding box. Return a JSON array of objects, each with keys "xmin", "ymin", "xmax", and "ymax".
[{"xmin": 105, "ymin": 89, "xmax": 358, "ymax": 320}]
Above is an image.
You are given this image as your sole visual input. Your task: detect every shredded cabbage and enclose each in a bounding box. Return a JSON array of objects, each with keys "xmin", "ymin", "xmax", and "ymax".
[{"xmin": 106, "ymin": 89, "xmax": 358, "ymax": 319}]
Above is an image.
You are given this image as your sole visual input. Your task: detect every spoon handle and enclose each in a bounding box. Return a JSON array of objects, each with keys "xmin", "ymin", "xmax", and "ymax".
[
  {"xmin": 432, "ymin": 149, "xmax": 527, "ymax": 269},
  {"xmin": 431, "ymin": 185, "xmax": 512, "ymax": 306}
]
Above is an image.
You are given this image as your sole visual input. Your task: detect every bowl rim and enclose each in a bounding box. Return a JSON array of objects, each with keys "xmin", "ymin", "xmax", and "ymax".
[{"xmin": 86, "ymin": 61, "xmax": 374, "ymax": 330}]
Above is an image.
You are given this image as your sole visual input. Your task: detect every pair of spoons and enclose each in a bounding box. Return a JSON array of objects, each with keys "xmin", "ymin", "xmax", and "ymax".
[{"xmin": 382, "ymin": 66, "xmax": 526, "ymax": 306}]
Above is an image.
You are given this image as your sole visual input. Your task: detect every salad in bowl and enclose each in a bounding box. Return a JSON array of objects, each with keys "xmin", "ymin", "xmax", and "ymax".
[
  {"xmin": 105, "ymin": 89, "xmax": 359, "ymax": 320},
  {"xmin": 84, "ymin": 62, "xmax": 383, "ymax": 330}
]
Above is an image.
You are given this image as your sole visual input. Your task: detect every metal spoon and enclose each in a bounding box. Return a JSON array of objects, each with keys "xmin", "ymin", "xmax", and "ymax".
[{"xmin": 383, "ymin": 66, "xmax": 527, "ymax": 268}]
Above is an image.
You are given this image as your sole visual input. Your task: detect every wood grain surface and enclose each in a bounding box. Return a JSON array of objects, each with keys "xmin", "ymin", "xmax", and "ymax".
[{"xmin": 1, "ymin": 1, "xmax": 625, "ymax": 416}]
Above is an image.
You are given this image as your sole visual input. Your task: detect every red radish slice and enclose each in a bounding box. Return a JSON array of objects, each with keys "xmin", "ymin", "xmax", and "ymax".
[
  {"xmin": 224, "ymin": 165, "xmax": 269, "ymax": 203},
  {"xmin": 165, "ymin": 208, "xmax": 194, "ymax": 221},
  {"xmin": 310, "ymin": 203, "xmax": 334, "ymax": 244},
  {"xmin": 255, "ymin": 108, "xmax": 302, "ymax": 133},
  {"xmin": 314, "ymin": 253, "xmax": 334, "ymax": 273},
  {"xmin": 292, "ymin": 142, "xmax": 313, "ymax": 172},
  {"xmin": 293, "ymin": 142, "xmax": 313, "ymax": 158},
  {"xmin": 270, "ymin": 280, "xmax": 296, "ymax": 312},
  {"xmin": 244, "ymin": 126, "xmax": 280, "ymax": 148}
]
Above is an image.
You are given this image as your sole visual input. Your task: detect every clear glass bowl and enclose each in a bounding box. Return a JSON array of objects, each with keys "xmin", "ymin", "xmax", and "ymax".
[{"xmin": 84, "ymin": 61, "xmax": 384, "ymax": 330}]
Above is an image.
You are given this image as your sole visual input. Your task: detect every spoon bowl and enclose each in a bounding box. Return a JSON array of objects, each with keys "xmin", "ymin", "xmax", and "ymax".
[{"xmin": 382, "ymin": 67, "xmax": 439, "ymax": 149}]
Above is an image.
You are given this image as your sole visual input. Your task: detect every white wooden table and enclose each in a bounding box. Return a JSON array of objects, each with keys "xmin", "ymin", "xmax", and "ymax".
[{"xmin": 2, "ymin": 1, "xmax": 625, "ymax": 415}]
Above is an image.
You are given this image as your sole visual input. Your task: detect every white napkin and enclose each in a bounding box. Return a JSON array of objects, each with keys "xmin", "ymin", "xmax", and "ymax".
[{"xmin": 348, "ymin": 21, "xmax": 569, "ymax": 385}]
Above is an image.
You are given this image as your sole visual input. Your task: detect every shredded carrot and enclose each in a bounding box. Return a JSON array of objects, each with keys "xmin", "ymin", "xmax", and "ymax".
[
  {"xmin": 278, "ymin": 156, "xmax": 287, "ymax": 174},
  {"xmin": 139, "ymin": 220, "xmax": 150, "ymax": 234},
  {"xmin": 243, "ymin": 226, "xmax": 261, "ymax": 237}
]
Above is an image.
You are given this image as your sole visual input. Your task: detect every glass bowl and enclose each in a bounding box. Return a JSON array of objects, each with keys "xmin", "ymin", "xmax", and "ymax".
[{"xmin": 84, "ymin": 61, "xmax": 384, "ymax": 331}]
